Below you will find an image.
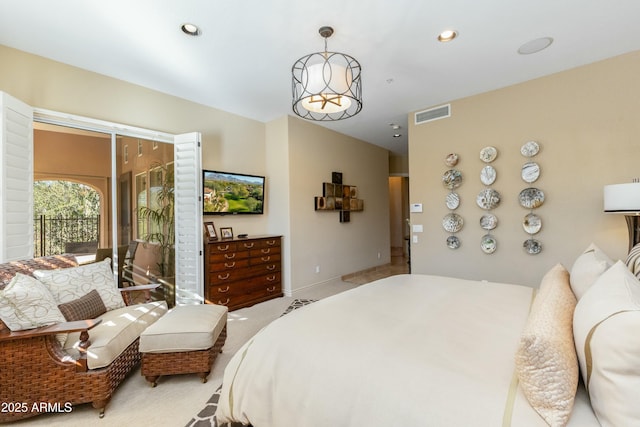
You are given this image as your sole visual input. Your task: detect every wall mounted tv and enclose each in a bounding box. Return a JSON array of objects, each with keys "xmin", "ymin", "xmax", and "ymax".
[{"xmin": 203, "ymin": 170, "xmax": 265, "ymax": 215}]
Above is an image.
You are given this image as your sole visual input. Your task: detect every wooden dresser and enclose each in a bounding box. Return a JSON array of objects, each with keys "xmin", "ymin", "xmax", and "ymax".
[{"xmin": 204, "ymin": 235, "xmax": 283, "ymax": 310}]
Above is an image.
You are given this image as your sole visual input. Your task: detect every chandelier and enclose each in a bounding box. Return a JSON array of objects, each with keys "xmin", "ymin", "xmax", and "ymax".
[{"xmin": 292, "ymin": 26, "xmax": 363, "ymax": 121}]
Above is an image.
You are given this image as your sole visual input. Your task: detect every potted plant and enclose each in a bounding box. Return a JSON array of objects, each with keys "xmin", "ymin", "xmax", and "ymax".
[{"xmin": 138, "ymin": 162, "xmax": 175, "ymax": 306}]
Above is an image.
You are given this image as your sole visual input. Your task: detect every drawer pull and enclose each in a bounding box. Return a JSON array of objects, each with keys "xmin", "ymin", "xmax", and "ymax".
[
  {"xmin": 217, "ymin": 273, "xmax": 230, "ymax": 280},
  {"xmin": 261, "ymin": 248, "xmax": 271, "ymax": 254},
  {"xmin": 243, "ymin": 242, "xmax": 255, "ymax": 248},
  {"xmin": 218, "ymin": 286, "xmax": 230, "ymax": 293},
  {"xmin": 224, "ymin": 253, "xmax": 236, "ymax": 260},
  {"xmin": 266, "ymin": 275, "xmax": 277, "ymax": 282},
  {"xmin": 217, "ymin": 298, "xmax": 230, "ymax": 305},
  {"xmin": 224, "ymin": 262, "xmax": 236, "ymax": 268},
  {"xmin": 266, "ymin": 286, "xmax": 276, "ymax": 292},
  {"xmin": 261, "ymin": 256, "xmax": 271, "ymax": 262},
  {"xmin": 217, "ymin": 244, "xmax": 230, "ymax": 251},
  {"xmin": 266, "ymin": 264, "xmax": 276, "ymax": 271},
  {"xmin": 266, "ymin": 240, "xmax": 276, "ymax": 246}
]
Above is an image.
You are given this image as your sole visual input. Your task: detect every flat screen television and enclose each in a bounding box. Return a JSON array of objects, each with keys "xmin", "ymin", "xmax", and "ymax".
[{"xmin": 203, "ymin": 170, "xmax": 265, "ymax": 215}]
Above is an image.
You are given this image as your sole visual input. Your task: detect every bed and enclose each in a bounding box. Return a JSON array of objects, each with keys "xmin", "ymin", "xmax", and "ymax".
[{"xmin": 216, "ymin": 246, "xmax": 640, "ymax": 427}]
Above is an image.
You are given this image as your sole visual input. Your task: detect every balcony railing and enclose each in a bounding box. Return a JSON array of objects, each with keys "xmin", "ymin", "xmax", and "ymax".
[{"xmin": 34, "ymin": 215, "xmax": 100, "ymax": 257}]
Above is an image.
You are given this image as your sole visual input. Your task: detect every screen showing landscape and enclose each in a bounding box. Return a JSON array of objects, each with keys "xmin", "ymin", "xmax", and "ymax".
[{"xmin": 203, "ymin": 170, "xmax": 265, "ymax": 215}]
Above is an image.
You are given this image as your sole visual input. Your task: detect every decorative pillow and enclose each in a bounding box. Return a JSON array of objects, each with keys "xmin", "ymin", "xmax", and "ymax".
[
  {"xmin": 515, "ymin": 263, "xmax": 578, "ymax": 427},
  {"xmin": 0, "ymin": 273, "xmax": 66, "ymax": 331},
  {"xmin": 569, "ymin": 243, "xmax": 614, "ymax": 300},
  {"xmin": 58, "ymin": 289, "xmax": 107, "ymax": 321},
  {"xmin": 625, "ymin": 242, "xmax": 640, "ymax": 278},
  {"xmin": 573, "ymin": 260, "xmax": 640, "ymax": 427},
  {"xmin": 34, "ymin": 258, "xmax": 125, "ymax": 311}
]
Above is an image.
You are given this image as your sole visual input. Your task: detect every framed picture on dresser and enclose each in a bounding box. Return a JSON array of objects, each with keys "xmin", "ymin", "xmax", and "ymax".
[{"xmin": 204, "ymin": 222, "xmax": 218, "ymax": 241}]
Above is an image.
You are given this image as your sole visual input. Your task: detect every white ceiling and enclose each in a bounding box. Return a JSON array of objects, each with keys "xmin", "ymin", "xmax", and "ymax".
[{"xmin": 2, "ymin": 0, "xmax": 640, "ymax": 156}]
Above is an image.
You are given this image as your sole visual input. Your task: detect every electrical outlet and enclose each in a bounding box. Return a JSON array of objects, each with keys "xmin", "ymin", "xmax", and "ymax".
[
  {"xmin": 377, "ymin": 252, "xmax": 381, "ymax": 259},
  {"xmin": 315, "ymin": 265, "xmax": 320, "ymax": 273}
]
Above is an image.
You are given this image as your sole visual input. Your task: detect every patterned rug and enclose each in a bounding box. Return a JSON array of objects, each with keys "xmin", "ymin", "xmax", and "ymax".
[{"xmin": 186, "ymin": 299, "xmax": 317, "ymax": 427}]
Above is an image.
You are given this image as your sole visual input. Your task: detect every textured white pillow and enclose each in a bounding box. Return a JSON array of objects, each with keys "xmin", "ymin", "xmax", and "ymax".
[
  {"xmin": 34, "ymin": 258, "xmax": 125, "ymax": 311},
  {"xmin": 573, "ymin": 260, "xmax": 640, "ymax": 427},
  {"xmin": 515, "ymin": 263, "xmax": 578, "ymax": 427},
  {"xmin": 569, "ymin": 243, "xmax": 614, "ymax": 300},
  {"xmin": 0, "ymin": 273, "xmax": 66, "ymax": 331}
]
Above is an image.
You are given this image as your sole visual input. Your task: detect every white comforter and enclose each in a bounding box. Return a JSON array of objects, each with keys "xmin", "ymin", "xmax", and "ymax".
[{"xmin": 217, "ymin": 274, "xmax": 598, "ymax": 427}]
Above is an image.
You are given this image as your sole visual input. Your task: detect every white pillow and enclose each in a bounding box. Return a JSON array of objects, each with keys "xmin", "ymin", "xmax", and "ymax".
[
  {"xmin": 573, "ymin": 260, "xmax": 640, "ymax": 427},
  {"xmin": 0, "ymin": 273, "xmax": 66, "ymax": 331},
  {"xmin": 34, "ymin": 258, "xmax": 125, "ymax": 311},
  {"xmin": 515, "ymin": 263, "xmax": 578, "ymax": 427},
  {"xmin": 569, "ymin": 243, "xmax": 614, "ymax": 300}
]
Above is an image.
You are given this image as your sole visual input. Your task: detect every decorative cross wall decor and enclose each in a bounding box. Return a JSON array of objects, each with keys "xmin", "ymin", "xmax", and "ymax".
[{"xmin": 314, "ymin": 172, "xmax": 364, "ymax": 222}]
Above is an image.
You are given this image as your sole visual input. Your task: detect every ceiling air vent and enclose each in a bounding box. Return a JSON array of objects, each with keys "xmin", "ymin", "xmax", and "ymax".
[{"xmin": 414, "ymin": 104, "xmax": 451, "ymax": 125}]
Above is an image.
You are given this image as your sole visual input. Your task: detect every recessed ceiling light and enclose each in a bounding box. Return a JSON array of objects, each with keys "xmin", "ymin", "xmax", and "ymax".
[
  {"xmin": 181, "ymin": 23, "xmax": 201, "ymax": 36},
  {"xmin": 393, "ymin": 134, "xmax": 402, "ymax": 138},
  {"xmin": 438, "ymin": 30, "xmax": 458, "ymax": 42},
  {"xmin": 518, "ymin": 37, "xmax": 553, "ymax": 55}
]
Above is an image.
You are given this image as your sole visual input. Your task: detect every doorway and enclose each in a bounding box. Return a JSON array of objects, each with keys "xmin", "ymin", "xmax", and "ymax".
[{"xmin": 389, "ymin": 176, "xmax": 410, "ymax": 266}]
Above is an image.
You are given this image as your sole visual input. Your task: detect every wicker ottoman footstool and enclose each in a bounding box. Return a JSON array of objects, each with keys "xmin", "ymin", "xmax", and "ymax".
[{"xmin": 139, "ymin": 304, "xmax": 228, "ymax": 387}]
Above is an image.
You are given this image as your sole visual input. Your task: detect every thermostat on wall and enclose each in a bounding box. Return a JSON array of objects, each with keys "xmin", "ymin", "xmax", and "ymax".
[{"xmin": 410, "ymin": 203, "xmax": 423, "ymax": 213}]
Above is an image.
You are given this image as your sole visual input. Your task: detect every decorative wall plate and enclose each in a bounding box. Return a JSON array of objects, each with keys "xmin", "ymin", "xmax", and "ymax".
[
  {"xmin": 521, "ymin": 140, "xmax": 540, "ymax": 157},
  {"xmin": 480, "ymin": 213, "xmax": 498, "ymax": 230},
  {"xmin": 523, "ymin": 213, "xmax": 542, "ymax": 234},
  {"xmin": 442, "ymin": 213, "xmax": 464, "ymax": 233},
  {"xmin": 523, "ymin": 238, "xmax": 542, "ymax": 255},
  {"xmin": 446, "ymin": 192, "xmax": 460, "ymax": 210},
  {"xmin": 480, "ymin": 165, "xmax": 497, "ymax": 185},
  {"xmin": 476, "ymin": 188, "xmax": 501, "ymax": 210},
  {"xmin": 442, "ymin": 169, "xmax": 462, "ymax": 190},
  {"xmin": 521, "ymin": 162, "xmax": 540, "ymax": 183},
  {"xmin": 518, "ymin": 188, "xmax": 545, "ymax": 209},
  {"xmin": 481, "ymin": 234, "xmax": 497, "ymax": 254},
  {"xmin": 447, "ymin": 235, "xmax": 461, "ymax": 249},
  {"xmin": 480, "ymin": 146, "xmax": 498, "ymax": 163},
  {"xmin": 444, "ymin": 153, "xmax": 459, "ymax": 167}
]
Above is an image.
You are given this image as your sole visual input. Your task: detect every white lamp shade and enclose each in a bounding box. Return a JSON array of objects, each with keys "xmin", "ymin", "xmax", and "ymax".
[
  {"xmin": 299, "ymin": 62, "xmax": 353, "ymax": 114},
  {"xmin": 604, "ymin": 183, "xmax": 640, "ymax": 213}
]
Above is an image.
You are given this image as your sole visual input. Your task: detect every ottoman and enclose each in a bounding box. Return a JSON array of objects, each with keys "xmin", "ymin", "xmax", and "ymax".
[{"xmin": 139, "ymin": 304, "xmax": 228, "ymax": 386}]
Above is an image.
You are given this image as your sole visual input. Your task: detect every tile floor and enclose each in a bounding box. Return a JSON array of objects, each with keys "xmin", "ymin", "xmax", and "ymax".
[{"xmin": 342, "ymin": 254, "xmax": 410, "ymax": 285}]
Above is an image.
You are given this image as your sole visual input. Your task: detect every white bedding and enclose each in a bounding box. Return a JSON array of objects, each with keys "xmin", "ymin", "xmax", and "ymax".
[{"xmin": 217, "ymin": 274, "xmax": 599, "ymax": 426}]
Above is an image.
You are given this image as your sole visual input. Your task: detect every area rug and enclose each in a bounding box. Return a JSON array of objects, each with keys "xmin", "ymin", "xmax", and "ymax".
[{"xmin": 186, "ymin": 299, "xmax": 317, "ymax": 427}]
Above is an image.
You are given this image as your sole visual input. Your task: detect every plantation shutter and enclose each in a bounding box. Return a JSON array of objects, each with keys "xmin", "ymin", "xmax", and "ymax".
[
  {"xmin": 0, "ymin": 92, "xmax": 33, "ymax": 262},
  {"xmin": 173, "ymin": 132, "xmax": 203, "ymax": 304}
]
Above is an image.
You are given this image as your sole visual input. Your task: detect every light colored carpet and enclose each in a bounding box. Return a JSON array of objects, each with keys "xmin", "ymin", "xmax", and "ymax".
[{"xmin": 12, "ymin": 279, "xmax": 361, "ymax": 427}]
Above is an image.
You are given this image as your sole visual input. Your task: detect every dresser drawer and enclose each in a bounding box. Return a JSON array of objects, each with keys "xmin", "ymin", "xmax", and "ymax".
[
  {"xmin": 208, "ymin": 258, "xmax": 250, "ymax": 272},
  {"xmin": 249, "ymin": 252, "xmax": 281, "ymax": 266},
  {"xmin": 208, "ymin": 242, "xmax": 238, "ymax": 253}
]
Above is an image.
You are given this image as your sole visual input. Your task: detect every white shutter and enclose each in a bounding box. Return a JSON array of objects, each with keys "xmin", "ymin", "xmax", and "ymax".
[
  {"xmin": 0, "ymin": 92, "xmax": 33, "ymax": 262},
  {"xmin": 173, "ymin": 132, "xmax": 203, "ymax": 304}
]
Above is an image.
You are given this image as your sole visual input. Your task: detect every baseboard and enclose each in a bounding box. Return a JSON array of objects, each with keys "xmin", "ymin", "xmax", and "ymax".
[
  {"xmin": 341, "ymin": 263, "xmax": 392, "ymax": 281},
  {"xmin": 287, "ymin": 276, "xmax": 343, "ymax": 297}
]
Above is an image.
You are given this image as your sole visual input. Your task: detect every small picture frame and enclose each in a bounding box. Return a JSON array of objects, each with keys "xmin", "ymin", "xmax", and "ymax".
[
  {"xmin": 204, "ymin": 222, "xmax": 217, "ymax": 241},
  {"xmin": 220, "ymin": 227, "xmax": 234, "ymax": 239}
]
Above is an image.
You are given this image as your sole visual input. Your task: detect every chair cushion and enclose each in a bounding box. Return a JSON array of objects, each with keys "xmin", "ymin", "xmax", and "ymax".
[
  {"xmin": 140, "ymin": 304, "xmax": 228, "ymax": 353},
  {"xmin": 34, "ymin": 258, "xmax": 125, "ymax": 310},
  {"xmin": 64, "ymin": 301, "xmax": 168, "ymax": 369},
  {"xmin": 0, "ymin": 273, "xmax": 66, "ymax": 331},
  {"xmin": 58, "ymin": 289, "xmax": 107, "ymax": 321}
]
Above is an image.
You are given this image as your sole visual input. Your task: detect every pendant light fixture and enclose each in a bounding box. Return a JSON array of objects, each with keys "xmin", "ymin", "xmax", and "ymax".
[{"xmin": 292, "ymin": 26, "xmax": 363, "ymax": 121}]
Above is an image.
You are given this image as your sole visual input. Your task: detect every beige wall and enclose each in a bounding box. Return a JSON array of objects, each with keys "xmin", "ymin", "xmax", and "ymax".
[
  {"xmin": 408, "ymin": 50, "xmax": 640, "ymax": 287},
  {"xmin": 286, "ymin": 116, "xmax": 391, "ymax": 292},
  {"xmin": 1, "ymin": 44, "xmax": 392, "ymax": 294}
]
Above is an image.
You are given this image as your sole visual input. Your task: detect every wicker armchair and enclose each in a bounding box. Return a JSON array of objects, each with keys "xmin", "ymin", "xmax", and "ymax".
[{"xmin": 0, "ymin": 255, "xmax": 159, "ymax": 422}]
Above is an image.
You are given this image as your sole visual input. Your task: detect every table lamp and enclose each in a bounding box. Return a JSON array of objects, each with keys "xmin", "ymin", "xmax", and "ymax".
[{"xmin": 604, "ymin": 182, "xmax": 640, "ymax": 252}]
